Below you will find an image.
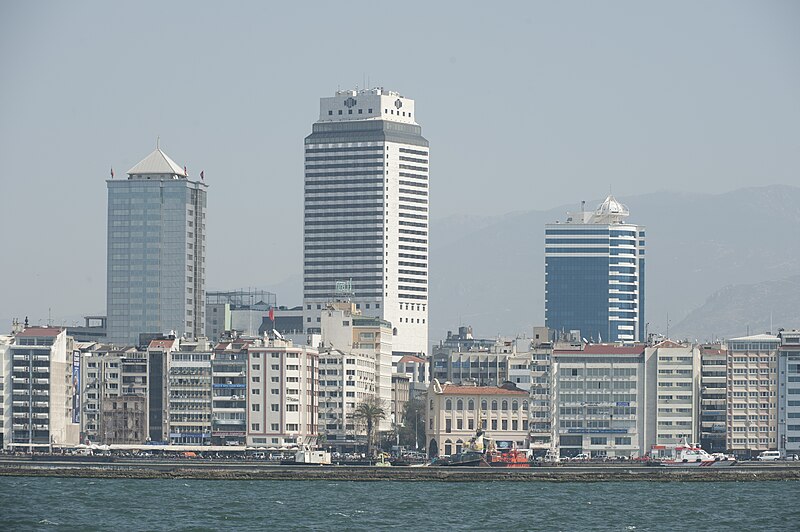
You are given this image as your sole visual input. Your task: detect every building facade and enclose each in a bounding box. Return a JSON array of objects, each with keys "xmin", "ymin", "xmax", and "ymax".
[
  {"xmin": 699, "ymin": 344, "xmax": 728, "ymax": 452},
  {"xmin": 6, "ymin": 327, "xmax": 80, "ymax": 450},
  {"xmin": 551, "ymin": 345, "xmax": 645, "ymax": 458},
  {"xmin": 425, "ymin": 380, "xmax": 529, "ymax": 458},
  {"xmin": 726, "ymin": 334, "xmax": 780, "ymax": 458},
  {"xmin": 107, "ymin": 146, "xmax": 208, "ymax": 345},
  {"xmin": 777, "ymin": 330, "xmax": 800, "ymax": 456},
  {"xmin": 644, "ymin": 341, "xmax": 701, "ymax": 449},
  {"xmin": 167, "ymin": 338, "xmax": 213, "ymax": 445},
  {"xmin": 246, "ymin": 338, "xmax": 319, "ymax": 448},
  {"xmin": 303, "ymin": 88, "xmax": 429, "ymax": 356},
  {"xmin": 545, "ymin": 196, "xmax": 645, "ymax": 343}
]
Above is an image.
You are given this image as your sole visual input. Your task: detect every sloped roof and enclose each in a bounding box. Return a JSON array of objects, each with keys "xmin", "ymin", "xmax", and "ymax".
[
  {"xmin": 127, "ymin": 148, "xmax": 186, "ymax": 176},
  {"xmin": 17, "ymin": 327, "xmax": 64, "ymax": 337},
  {"xmin": 148, "ymin": 339, "xmax": 176, "ymax": 349},
  {"xmin": 440, "ymin": 384, "xmax": 528, "ymax": 396},
  {"xmin": 653, "ymin": 340, "xmax": 685, "ymax": 348},
  {"xmin": 399, "ymin": 355, "xmax": 427, "ymax": 364},
  {"xmin": 729, "ymin": 334, "xmax": 780, "ymax": 341}
]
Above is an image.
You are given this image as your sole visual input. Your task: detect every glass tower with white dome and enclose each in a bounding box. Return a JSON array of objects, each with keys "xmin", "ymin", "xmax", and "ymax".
[{"xmin": 544, "ymin": 196, "xmax": 645, "ymax": 343}]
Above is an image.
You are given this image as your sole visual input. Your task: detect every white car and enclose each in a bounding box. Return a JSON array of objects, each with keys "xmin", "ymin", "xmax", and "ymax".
[{"xmin": 756, "ymin": 450, "xmax": 781, "ymax": 461}]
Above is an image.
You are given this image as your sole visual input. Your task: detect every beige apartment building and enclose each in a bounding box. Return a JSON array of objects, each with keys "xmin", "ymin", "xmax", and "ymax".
[{"xmin": 726, "ymin": 334, "xmax": 780, "ymax": 458}]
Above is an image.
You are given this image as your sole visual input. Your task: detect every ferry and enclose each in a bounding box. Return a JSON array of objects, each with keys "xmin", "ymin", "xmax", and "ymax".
[{"xmin": 651, "ymin": 441, "xmax": 736, "ymax": 467}]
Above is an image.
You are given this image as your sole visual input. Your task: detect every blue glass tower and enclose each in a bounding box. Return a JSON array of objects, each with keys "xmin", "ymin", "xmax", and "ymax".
[{"xmin": 545, "ymin": 196, "xmax": 645, "ymax": 342}]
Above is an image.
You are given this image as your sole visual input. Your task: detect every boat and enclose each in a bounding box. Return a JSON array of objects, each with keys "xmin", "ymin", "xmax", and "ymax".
[
  {"xmin": 434, "ymin": 425, "xmax": 530, "ymax": 468},
  {"xmin": 280, "ymin": 437, "xmax": 331, "ymax": 465},
  {"xmin": 653, "ymin": 441, "xmax": 736, "ymax": 467}
]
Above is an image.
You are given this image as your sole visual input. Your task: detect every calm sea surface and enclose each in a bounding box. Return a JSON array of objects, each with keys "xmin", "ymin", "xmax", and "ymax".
[{"xmin": 0, "ymin": 477, "xmax": 798, "ymax": 531}]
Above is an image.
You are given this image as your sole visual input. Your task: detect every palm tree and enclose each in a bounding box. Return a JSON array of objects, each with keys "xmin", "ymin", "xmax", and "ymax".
[{"xmin": 352, "ymin": 398, "xmax": 387, "ymax": 457}]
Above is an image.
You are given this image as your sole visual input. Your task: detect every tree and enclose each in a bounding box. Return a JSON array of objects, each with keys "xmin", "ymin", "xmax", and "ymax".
[
  {"xmin": 398, "ymin": 398, "xmax": 426, "ymax": 451},
  {"xmin": 352, "ymin": 397, "xmax": 387, "ymax": 457}
]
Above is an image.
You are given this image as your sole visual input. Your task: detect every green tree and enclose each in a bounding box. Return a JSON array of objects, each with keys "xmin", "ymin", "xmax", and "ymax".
[
  {"xmin": 398, "ymin": 398, "xmax": 426, "ymax": 452},
  {"xmin": 352, "ymin": 397, "xmax": 387, "ymax": 457}
]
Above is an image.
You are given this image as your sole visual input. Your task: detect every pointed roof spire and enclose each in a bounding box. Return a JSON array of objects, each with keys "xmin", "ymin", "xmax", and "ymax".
[{"xmin": 127, "ymin": 146, "xmax": 187, "ymax": 177}]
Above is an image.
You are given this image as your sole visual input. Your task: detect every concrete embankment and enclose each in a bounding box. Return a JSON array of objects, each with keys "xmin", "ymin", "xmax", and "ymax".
[{"xmin": 2, "ymin": 461, "xmax": 800, "ymax": 482}]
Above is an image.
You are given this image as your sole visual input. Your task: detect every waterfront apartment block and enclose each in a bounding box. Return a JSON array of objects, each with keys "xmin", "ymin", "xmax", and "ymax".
[
  {"xmin": 211, "ymin": 339, "xmax": 250, "ymax": 445},
  {"xmin": 6, "ymin": 327, "xmax": 80, "ymax": 450},
  {"xmin": 700, "ymin": 344, "xmax": 728, "ymax": 452},
  {"xmin": 167, "ymin": 338, "xmax": 212, "ymax": 445},
  {"xmin": 106, "ymin": 146, "xmax": 208, "ymax": 345},
  {"xmin": 726, "ymin": 334, "xmax": 780, "ymax": 458},
  {"xmin": 303, "ymin": 88, "xmax": 429, "ymax": 357},
  {"xmin": 0, "ymin": 335, "xmax": 11, "ymax": 448},
  {"xmin": 80, "ymin": 345, "xmax": 148, "ymax": 444},
  {"xmin": 426, "ymin": 380, "xmax": 529, "ymax": 457},
  {"xmin": 551, "ymin": 344, "xmax": 645, "ymax": 459},
  {"xmin": 246, "ymin": 338, "xmax": 319, "ymax": 448},
  {"xmin": 527, "ymin": 334, "xmax": 555, "ymax": 455},
  {"xmin": 644, "ymin": 341, "xmax": 700, "ymax": 449},
  {"xmin": 545, "ymin": 196, "xmax": 645, "ymax": 343},
  {"xmin": 777, "ymin": 329, "xmax": 800, "ymax": 456},
  {"xmin": 320, "ymin": 302, "xmax": 393, "ymax": 433}
]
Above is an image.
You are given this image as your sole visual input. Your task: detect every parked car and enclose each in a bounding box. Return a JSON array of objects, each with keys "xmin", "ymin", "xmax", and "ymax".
[
  {"xmin": 756, "ymin": 450, "xmax": 781, "ymax": 461},
  {"xmin": 571, "ymin": 453, "xmax": 590, "ymax": 461}
]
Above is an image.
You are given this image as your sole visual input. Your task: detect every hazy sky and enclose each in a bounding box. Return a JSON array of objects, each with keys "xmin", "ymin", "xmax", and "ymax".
[{"xmin": 1, "ymin": 0, "xmax": 798, "ymax": 327}]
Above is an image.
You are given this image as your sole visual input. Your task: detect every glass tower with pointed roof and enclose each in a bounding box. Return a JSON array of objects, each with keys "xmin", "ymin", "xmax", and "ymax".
[
  {"xmin": 106, "ymin": 146, "xmax": 208, "ymax": 346},
  {"xmin": 545, "ymin": 196, "xmax": 645, "ymax": 343}
]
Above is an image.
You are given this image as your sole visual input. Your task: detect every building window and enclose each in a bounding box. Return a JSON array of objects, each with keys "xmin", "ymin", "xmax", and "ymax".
[
  {"xmin": 251, "ymin": 423, "xmax": 260, "ymax": 431},
  {"xmin": 251, "ymin": 404, "xmax": 260, "ymax": 412},
  {"xmin": 328, "ymin": 110, "xmax": 333, "ymax": 115}
]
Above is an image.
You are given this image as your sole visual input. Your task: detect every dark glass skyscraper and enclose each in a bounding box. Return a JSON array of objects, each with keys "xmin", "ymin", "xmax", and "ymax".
[{"xmin": 545, "ymin": 196, "xmax": 645, "ymax": 342}]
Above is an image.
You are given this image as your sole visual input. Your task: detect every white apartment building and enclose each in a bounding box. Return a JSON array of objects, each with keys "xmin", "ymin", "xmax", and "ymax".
[
  {"xmin": 0, "ymin": 335, "xmax": 12, "ymax": 449},
  {"xmin": 644, "ymin": 341, "xmax": 700, "ymax": 449},
  {"xmin": 167, "ymin": 338, "xmax": 212, "ymax": 445},
  {"xmin": 246, "ymin": 338, "xmax": 319, "ymax": 448},
  {"xmin": 726, "ymin": 334, "xmax": 780, "ymax": 458},
  {"xmin": 320, "ymin": 302, "xmax": 393, "ymax": 433},
  {"xmin": 552, "ymin": 345, "xmax": 645, "ymax": 459},
  {"xmin": 6, "ymin": 327, "xmax": 80, "ymax": 450},
  {"xmin": 303, "ymin": 88, "xmax": 429, "ymax": 357}
]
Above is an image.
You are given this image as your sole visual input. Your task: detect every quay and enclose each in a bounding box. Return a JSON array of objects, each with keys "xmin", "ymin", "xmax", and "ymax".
[{"xmin": 1, "ymin": 458, "xmax": 799, "ymax": 482}]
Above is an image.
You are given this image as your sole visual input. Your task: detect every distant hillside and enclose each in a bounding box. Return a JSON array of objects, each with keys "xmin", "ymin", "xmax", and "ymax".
[
  {"xmin": 669, "ymin": 275, "xmax": 800, "ymax": 342},
  {"xmin": 429, "ymin": 184, "xmax": 800, "ymax": 343}
]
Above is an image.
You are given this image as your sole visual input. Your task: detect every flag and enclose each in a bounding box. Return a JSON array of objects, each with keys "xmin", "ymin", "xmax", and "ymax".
[
  {"xmin": 268, "ymin": 307, "xmax": 275, "ymax": 322},
  {"xmin": 200, "ymin": 170, "xmax": 204, "ymax": 181},
  {"xmin": 184, "ymin": 165, "xmax": 188, "ymax": 176},
  {"xmin": 110, "ymin": 167, "xmax": 114, "ymax": 178}
]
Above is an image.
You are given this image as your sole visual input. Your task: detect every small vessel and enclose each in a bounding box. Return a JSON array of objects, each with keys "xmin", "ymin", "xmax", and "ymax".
[
  {"xmin": 281, "ymin": 437, "xmax": 331, "ymax": 465},
  {"xmin": 434, "ymin": 425, "xmax": 530, "ymax": 468},
  {"xmin": 654, "ymin": 441, "xmax": 736, "ymax": 467}
]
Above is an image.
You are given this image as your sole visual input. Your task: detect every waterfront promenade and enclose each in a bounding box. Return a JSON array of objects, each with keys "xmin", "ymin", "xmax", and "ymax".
[{"xmin": 1, "ymin": 457, "xmax": 799, "ymax": 482}]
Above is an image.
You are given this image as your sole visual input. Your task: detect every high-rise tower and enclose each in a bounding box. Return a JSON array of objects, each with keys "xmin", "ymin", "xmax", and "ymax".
[
  {"xmin": 303, "ymin": 88, "xmax": 429, "ymax": 357},
  {"xmin": 106, "ymin": 146, "xmax": 207, "ymax": 346},
  {"xmin": 545, "ymin": 196, "xmax": 645, "ymax": 343}
]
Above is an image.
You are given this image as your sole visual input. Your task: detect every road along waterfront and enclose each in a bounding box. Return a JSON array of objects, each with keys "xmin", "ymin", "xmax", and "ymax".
[{"xmin": 1, "ymin": 458, "xmax": 799, "ymax": 482}]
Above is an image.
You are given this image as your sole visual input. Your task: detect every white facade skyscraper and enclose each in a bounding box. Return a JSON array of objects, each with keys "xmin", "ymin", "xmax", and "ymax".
[
  {"xmin": 303, "ymin": 88, "xmax": 429, "ymax": 357},
  {"xmin": 106, "ymin": 146, "xmax": 207, "ymax": 346}
]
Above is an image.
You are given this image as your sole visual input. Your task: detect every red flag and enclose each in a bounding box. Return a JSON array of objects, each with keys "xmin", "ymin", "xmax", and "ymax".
[
  {"xmin": 200, "ymin": 170, "xmax": 204, "ymax": 180},
  {"xmin": 110, "ymin": 167, "xmax": 114, "ymax": 178},
  {"xmin": 268, "ymin": 307, "xmax": 275, "ymax": 322}
]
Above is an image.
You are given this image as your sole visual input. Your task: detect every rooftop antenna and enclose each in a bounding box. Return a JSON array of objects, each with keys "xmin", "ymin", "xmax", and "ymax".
[{"xmin": 157, "ymin": 136, "xmax": 160, "ymax": 150}]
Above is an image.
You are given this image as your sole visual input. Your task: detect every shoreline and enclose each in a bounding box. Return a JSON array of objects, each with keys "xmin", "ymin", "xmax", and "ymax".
[{"xmin": 2, "ymin": 462, "xmax": 800, "ymax": 482}]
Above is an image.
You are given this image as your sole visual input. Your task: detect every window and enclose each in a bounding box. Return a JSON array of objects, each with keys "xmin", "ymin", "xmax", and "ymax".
[
  {"xmin": 252, "ymin": 389, "xmax": 260, "ymax": 395},
  {"xmin": 251, "ymin": 404, "xmax": 260, "ymax": 412},
  {"xmin": 251, "ymin": 423, "xmax": 260, "ymax": 431},
  {"xmin": 446, "ymin": 399, "xmax": 452, "ymax": 410},
  {"xmin": 468, "ymin": 399, "xmax": 475, "ymax": 410},
  {"xmin": 456, "ymin": 399, "xmax": 463, "ymax": 410},
  {"xmin": 491, "ymin": 400, "xmax": 498, "ymax": 410},
  {"xmin": 491, "ymin": 420, "xmax": 498, "ymax": 430},
  {"xmin": 271, "ymin": 404, "xmax": 279, "ymax": 412},
  {"xmin": 590, "ymin": 437, "xmax": 607, "ymax": 445}
]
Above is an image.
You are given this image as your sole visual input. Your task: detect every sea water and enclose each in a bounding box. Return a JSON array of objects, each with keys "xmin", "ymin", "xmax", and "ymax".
[{"xmin": 0, "ymin": 477, "xmax": 797, "ymax": 531}]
